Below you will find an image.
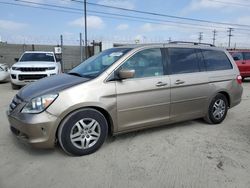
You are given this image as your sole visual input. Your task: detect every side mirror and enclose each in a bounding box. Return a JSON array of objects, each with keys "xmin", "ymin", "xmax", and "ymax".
[
  {"xmin": 14, "ymin": 58, "xmax": 19, "ymax": 62},
  {"xmin": 118, "ymin": 69, "xmax": 135, "ymax": 80}
]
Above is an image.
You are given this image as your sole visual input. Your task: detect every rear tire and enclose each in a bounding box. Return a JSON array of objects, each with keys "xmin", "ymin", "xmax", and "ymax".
[
  {"xmin": 11, "ymin": 83, "xmax": 20, "ymax": 90},
  {"xmin": 204, "ymin": 93, "xmax": 228, "ymax": 124},
  {"xmin": 58, "ymin": 108, "xmax": 108, "ymax": 156}
]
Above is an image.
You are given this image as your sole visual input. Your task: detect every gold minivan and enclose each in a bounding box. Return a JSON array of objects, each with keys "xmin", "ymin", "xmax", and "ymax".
[{"xmin": 7, "ymin": 43, "xmax": 243, "ymax": 156}]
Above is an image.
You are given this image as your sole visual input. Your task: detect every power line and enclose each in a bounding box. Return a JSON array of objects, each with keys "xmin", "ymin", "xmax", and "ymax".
[
  {"xmin": 15, "ymin": 0, "xmax": 227, "ymax": 30},
  {"xmin": 2, "ymin": 0, "xmax": 250, "ymax": 41},
  {"xmin": 15, "ymin": 0, "xmax": 83, "ymax": 11},
  {"xmin": 70, "ymin": 0, "xmax": 250, "ymax": 29},
  {"xmin": 6, "ymin": 0, "xmax": 250, "ymax": 33},
  {"xmin": 0, "ymin": 1, "xmax": 81, "ymax": 14},
  {"xmin": 0, "ymin": 1, "xmax": 227, "ymax": 32}
]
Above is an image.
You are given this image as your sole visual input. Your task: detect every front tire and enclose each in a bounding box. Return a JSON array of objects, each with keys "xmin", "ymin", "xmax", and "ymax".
[
  {"xmin": 204, "ymin": 93, "xmax": 228, "ymax": 124},
  {"xmin": 58, "ymin": 108, "xmax": 108, "ymax": 156}
]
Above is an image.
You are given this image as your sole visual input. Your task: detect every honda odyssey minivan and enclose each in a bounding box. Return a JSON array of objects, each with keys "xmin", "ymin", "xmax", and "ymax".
[{"xmin": 7, "ymin": 43, "xmax": 243, "ymax": 156}]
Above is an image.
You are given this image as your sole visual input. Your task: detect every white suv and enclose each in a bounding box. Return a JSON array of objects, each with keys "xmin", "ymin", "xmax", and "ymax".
[{"xmin": 10, "ymin": 51, "xmax": 61, "ymax": 89}]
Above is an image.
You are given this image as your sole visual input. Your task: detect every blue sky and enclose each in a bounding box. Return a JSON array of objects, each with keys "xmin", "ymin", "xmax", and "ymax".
[{"xmin": 0, "ymin": 0, "xmax": 250, "ymax": 47}]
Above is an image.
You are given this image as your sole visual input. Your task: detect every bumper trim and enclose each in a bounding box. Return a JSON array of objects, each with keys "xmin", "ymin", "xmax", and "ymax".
[{"xmin": 7, "ymin": 111, "xmax": 59, "ymax": 148}]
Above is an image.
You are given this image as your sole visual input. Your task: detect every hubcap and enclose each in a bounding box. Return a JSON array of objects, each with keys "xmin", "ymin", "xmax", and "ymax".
[
  {"xmin": 70, "ymin": 118, "xmax": 101, "ymax": 149},
  {"xmin": 212, "ymin": 99, "xmax": 226, "ymax": 120}
]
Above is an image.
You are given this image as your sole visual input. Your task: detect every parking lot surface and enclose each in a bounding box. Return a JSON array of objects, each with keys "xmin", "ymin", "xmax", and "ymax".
[{"xmin": 0, "ymin": 81, "xmax": 249, "ymax": 188}]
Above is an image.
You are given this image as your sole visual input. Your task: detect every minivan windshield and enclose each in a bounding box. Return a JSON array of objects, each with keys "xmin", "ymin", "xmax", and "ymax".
[
  {"xmin": 69, "ymin": 48, "xmax": 131, "ymax": 78},
  {"xmin": 20, "ymin": 53, "xmax": 55, "ymax": 62}
]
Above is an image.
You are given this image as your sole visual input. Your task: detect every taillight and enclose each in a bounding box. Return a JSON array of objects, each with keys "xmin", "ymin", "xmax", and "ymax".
[{"xmin": 236, "ymin": 75, "xmax": 242, "ymax": 84}]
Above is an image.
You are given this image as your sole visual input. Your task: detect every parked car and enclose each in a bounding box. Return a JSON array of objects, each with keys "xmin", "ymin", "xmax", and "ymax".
[
  {"xmin": 229, "ymin": 50, "xmax": 250, "ymax": 81},
  {"xmin": 0, "ymin": 63, "xmax": 10, "ymax": 82},
  {"xmin": 10, "ymin": 51, "xmax": 62, "ymax": 89},
  {"xmin": 7, "ymin": 43, "xmax": 243, "ymax": 156}
]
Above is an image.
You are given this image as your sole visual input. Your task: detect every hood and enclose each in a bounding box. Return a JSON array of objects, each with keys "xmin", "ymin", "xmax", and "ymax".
[
  {"xmin": 13, "ymin": 61, "xmax": 57, "ymax": 67},
  {"xmin": 18, "ymin": 73, "xmax": 90, "ymax": 101}
]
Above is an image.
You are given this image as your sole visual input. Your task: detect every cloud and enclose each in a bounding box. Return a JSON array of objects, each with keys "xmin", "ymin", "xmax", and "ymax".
[
  {"xmin": 97, "ymin": 0, "xmax": 135, "ymax": 9},
  {"xmin": 116, "ymin": 24, "xmax": 129, "ymax": 30},
  {"xmin": 236, "ymin": 16, "xmax": 250, "ymax": 25},
  {"xmin": 57, "ymin": 0, "xmax": 71, "ymax": 5},
  {"xmin": 185, "ymin": 0, "xmax": 224, "ymax": 11},
  {"xmin": 0, "ymin": 19, "xmax": 27, "ymax": 31},
  {"xmin": 182, "ymin": 0, "xmax": 248, "ymax": 13},
  {"xmin": 140, "ymin": 23, "xmax": 173, "ymax": 32},
  {"xmin": 69, "ymin": 16, "xmax": 104, "ymax": 29}
]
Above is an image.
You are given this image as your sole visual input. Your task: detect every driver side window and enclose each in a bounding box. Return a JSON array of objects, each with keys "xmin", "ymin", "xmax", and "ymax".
[{"xmin": 120, "ymin": 48, "xmax": 164, "ymax": 78}]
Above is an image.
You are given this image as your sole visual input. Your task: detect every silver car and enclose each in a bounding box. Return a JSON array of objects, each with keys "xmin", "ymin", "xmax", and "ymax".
[{"xmin": 7, "ymin": 43, "xmax": 243, "ymax": 156}]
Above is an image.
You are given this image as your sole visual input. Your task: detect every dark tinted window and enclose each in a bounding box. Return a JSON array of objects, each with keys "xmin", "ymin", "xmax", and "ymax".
[
  {"xmin": 243, "ymin": 52, "xmax": 250, "ymax": 60},
  {"xmin": 20, "ymin": 53, "xmax": 55, "ymax": 62},
  {"xmin": 169, "ymin": 48, "xmax": 200, "ymax": 74},
  {"xmin": 202, "ymin": 50, "xmax": 232, "ymax": 71},
  {"xmin": 231, "ymin": 52, "xmax": 243, "ymax": 61},
  {"xmin": 121, "ymin": 48, "xmax": 164, "ymax": 78}
]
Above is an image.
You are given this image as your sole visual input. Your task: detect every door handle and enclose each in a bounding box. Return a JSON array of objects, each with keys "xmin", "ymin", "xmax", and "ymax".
[
  {"xmin": 242, "ymin": 62, "xmax": 246, "ymax": 64},
  {"xmin": 156, "ymin": 82, "xmax": 167, "ymax": 87},
  {"xmin": 175, "ymin": 80, "xmax": 185, "ymax": 85}
]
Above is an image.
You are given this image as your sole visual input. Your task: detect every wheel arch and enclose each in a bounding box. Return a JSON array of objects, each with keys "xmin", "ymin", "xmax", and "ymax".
[
  {"xmin": 55, "ymin": 106, "xmax": 114, "ymax": 141},
  {"xmin": 218, "ymin": 91, "xmax": 231, "ymax": 108}
]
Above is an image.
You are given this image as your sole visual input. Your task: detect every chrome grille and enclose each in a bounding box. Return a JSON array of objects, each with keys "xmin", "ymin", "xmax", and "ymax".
[
  {"xmin": 19, "ymin": 67, "xmax": 47, "ymax": 72},
  {"xmin": 18, "ymin": 74, "xmax": 47, "ymax": 81}
]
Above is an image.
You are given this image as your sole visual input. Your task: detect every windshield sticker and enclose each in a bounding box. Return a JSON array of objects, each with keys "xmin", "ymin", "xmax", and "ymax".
[
  {"xmin": 109, "ymin": 52, "xmax": 123, "ymax": 57},
  {"xmin": 46, "ymin": 53, "xmax": 53, "ymax": 56}
]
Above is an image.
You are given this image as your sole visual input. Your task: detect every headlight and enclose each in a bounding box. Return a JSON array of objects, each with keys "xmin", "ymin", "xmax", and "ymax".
[
  {"xmin": 47, "ymin": 67, "xmax": 56, "ymax": 70},
  {"xmin": 21, "ymin": 94, "xmax": 58, "ymax": 114},
  {"xmin": 12, "ymin": 67, "xmax": 20, "ymax": 71}
]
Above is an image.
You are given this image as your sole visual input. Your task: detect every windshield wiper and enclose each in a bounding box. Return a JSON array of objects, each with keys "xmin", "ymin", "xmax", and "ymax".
[
  {"xmin": 81, "ymin": 74, "xmax": 96, "ymax": 78},
  {"xmin": 68, "ymin": 72, "xmax": 96, "ymax": 79},
  {"xmin": 67, "ymin": 72, "xmax": 83, "ymax": 77}
]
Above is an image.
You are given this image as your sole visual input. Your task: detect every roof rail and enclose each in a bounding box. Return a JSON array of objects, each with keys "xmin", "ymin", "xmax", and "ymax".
[{"xmin": 169, "ymin": 41, "xmax": 215, "ymax": 47}]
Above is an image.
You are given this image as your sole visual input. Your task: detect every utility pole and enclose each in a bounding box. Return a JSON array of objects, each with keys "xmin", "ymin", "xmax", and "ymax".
[
  {"xmin": 60, "ymin": 34, "xmax": 64, "ymax": 72},
  {"xmin": 80, "ymin": 33, "xmax": 83, "ymax": 62},
  {"xmin": 198, "ymin": 32, "xmax": 203, "ymax": 43},
  {"xmin": 228, "ymin": 28, "xmax": 234, "ymax": 48},
  {"xmin": 84, "ymin": 0, "xmax": 88, "ymax": 60},
  {"xmin": 212, "ymin": 29, "xmax": 217, "ymax": 46}
]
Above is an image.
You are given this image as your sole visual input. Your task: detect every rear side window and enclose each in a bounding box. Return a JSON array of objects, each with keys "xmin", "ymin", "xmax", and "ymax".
[
  {"xmin": 202, "ymin": 50, "xmax": 232, "ymax": 71},
  {"xmin": 243, "ymin": 52, "xmax": 250, "ymax": 60},
  {"xmin": 168, "ymin": 48, "xmax": 200, "ymax": 74}
]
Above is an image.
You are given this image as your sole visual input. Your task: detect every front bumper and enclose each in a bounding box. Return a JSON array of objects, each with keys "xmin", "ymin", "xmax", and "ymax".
[{"xmin": 7, "ymin": 109, "xmax": 59, "ymax": 148}]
